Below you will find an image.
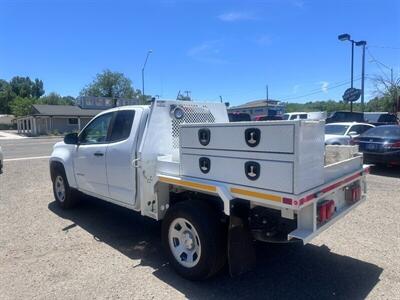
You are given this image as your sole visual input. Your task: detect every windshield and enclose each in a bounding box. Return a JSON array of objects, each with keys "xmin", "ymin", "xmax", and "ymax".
[
  {"xmin": 325, "ymin": 124, "xmax": 350, "ymax": 135},
  {"xmin": 282, "ymin": 114, "xmax": 290, "ymax": 120},
  {"xmin": 360, "ymin": 126, "xmax": 400, "ymax": 138},
  {"xmin": 364, "ymin": 113, "xmax": 380, "ymax": 122}
]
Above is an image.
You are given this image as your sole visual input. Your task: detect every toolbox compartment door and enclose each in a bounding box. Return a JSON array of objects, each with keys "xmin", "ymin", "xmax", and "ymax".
[{"xmin": 180, "ymin": 154, "xmax": 294, "ymax": 193}]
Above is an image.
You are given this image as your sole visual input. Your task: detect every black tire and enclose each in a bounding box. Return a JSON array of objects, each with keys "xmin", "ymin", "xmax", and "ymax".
[
  {"xmin": 162, "ymin": 199, "xmax": 227, "ymax": 280},
  {"xmin": 52, "ymin": 166, "xmax": 79, "ymax": 209}
]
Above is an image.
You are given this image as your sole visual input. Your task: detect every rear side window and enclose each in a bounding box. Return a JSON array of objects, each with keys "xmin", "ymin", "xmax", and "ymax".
[
  {"xmin": 299, "ymin": 114, "xmax": 308, "ymax": 119},
  {"xmin": 361, "ymin": 126, "xmax": 400, "ymax": 138},
  {"xmin": 378, "ymin": 114, "xmax": 397, "ymax": 123},
  {"xmin": 109, "ymin": 110, "xmax": 135, "ymax": 142}
]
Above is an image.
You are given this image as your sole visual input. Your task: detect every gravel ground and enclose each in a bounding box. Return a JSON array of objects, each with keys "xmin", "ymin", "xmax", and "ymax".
[{"xmin": 0, "ymin": 159, "xmax": 399, "ymax": 300}]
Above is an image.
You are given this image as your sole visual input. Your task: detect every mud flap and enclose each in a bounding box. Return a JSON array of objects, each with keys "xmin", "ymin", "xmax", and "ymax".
[{"xmin": 228, "ymin": 201, "xmax": 256, "ymax": 276}]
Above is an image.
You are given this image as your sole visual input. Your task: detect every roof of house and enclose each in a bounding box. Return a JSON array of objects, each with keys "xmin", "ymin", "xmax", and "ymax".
[
  {"xmin": 31, "ymin": 105, "xmax": 103, "ymax": 117},
  {"xmin": 230, "ymin": 99, "xmax": 282, "ymax": 109}
]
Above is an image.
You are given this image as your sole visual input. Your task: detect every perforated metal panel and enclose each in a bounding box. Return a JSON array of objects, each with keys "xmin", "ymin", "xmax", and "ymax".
[{"xmin": 172, "ymin": 103, "xmax": 216, "ymax": 148}]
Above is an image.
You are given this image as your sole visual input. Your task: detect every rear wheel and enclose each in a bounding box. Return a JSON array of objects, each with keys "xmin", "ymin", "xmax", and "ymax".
[
  {"xmin": 52, "ymin": 166, "xmax": 79, "ymax": 209},
  {"xmin": 162, "ymin": 200, "xmax": 227, "ymax": 280}
]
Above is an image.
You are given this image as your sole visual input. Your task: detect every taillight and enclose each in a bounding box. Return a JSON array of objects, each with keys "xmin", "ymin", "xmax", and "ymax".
[
  {"xmin": 350, "ymin": 138, "xmax": 359, "ymax": 145},
  {"xmin": 317, "ymin": 200, "xmax": 336, "ymax": 224},
  {"xmin": 390, "ymin": 141, "xmax": 400, "ymax": 149},
  {"xmin": 345, "ymin": 183, "xmax": 361, "ymax": 204},
  {"xmin": 383, "ymin": 141, "xmax": 400, "ymax": 149}
]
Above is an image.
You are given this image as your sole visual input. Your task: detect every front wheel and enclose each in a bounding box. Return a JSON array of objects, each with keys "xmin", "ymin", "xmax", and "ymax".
[
  {"xmin": 162, "ymin": 200, "xmax": 227, "ymax": 280},
  {"xmin": 52, "ymin": 167, "xmax": 79, "ymax": 209}
]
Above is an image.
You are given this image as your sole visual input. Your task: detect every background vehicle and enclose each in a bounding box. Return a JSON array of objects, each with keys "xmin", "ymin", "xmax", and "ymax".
[
  {"xmin": 364, "ymin": 112, "xmax": 399, "ymax": 126},
  {"xmin": 254, "ymin": 115, "xmax": 283, "ymax": 121},
  {"xmin": 283, "ymin": 111, "xmax": 326, "ymax": 121},
  {"xmin": 228, "ymin": 112, "xmax": 251, "ymax": 122},
  {"xmin": 0, "ymin": 146, "xmax": 3, "ymax": 174},
  {"xmin": 325, "ymin": 122, "xmax": 375, "ymax": 145},
  {"xmin": 326, "ymin": 111, "xmax": 364, "ymax": 123},
  {"xmin": 352, "ymin": 125, "xmax": 400, "ymax": 166},
  {"xmin": 50, "ymin": 100, "xmax": 369, "ymax": 280}
]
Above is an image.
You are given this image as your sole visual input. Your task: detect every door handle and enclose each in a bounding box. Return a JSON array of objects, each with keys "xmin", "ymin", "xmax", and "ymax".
[{"xmin": 94, "ymin": 152, "xmax": 104, "ymax": 157}]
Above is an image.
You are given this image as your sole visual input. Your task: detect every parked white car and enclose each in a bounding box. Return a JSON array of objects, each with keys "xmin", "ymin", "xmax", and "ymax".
[
  {"xmin": 283, "ymin": 111, "xmax": 326, "ymax": 121},
  {"xmin": 325, "ymin": 122, "xmax": 374, "ymax": 145},
  {"xmin": 0, "ymin": 146, "xmax": 3, "ymax": 174}
]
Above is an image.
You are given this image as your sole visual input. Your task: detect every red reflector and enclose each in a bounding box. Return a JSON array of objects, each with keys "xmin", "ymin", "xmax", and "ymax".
[{"xmin": 283, "ymin": 197, "xmax": 293, "ymax": 205}]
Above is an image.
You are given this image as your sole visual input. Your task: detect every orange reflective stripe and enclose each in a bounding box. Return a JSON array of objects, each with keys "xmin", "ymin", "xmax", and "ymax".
[
  {"xmin": 231, "ymin": 187, "xmax": 282, "ymax": 202},
  {"xmin": 159, "ymin": 176, "xmax": 217, "ymax": 192}
]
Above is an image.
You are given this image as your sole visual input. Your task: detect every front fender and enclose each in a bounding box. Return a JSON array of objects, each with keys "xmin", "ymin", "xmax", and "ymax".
[{"xmin": 50, "ymin": 142, "xmax": 78, "ymax": 188}]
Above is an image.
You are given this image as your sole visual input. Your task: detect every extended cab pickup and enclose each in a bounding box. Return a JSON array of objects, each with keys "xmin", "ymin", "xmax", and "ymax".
[{"xmin": 50, "ymin": 100, "xmax": 369, "ymax": 280}]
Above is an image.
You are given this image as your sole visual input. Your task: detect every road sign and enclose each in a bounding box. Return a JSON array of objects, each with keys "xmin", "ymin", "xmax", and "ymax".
[{"xmin": 342, "ymin": 88, "xmax": 361, "ymax": 102}]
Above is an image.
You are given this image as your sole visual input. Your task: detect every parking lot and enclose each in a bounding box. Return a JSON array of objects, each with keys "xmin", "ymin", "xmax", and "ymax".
[{"xmin": 0, "ymin": 137, "xmax": 399, "ymax": 299}]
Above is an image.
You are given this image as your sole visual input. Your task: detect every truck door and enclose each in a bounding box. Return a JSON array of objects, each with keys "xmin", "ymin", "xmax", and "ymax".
[
  {"xmin": 74, "ymin": 112, "xmax": 114, "ymax": 197},
  {"xmin": 106, "ymin": 108, "xmax": 142, "ymax": 205}
]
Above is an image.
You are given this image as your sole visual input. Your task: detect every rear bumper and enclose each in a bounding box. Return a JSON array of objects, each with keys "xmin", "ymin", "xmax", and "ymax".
[{"xmin": 363, "ymin": 151, "xmax": 400, "ymax": 165}]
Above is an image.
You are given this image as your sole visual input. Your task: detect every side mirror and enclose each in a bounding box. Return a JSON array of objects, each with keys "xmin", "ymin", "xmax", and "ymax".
[
  {"xmin": 348, "ymin": 131, "xmax": 358, "ymax": 136},
  {"xmin": 64, "ymin": 132, "xmax": 78, "ymax": 145}
]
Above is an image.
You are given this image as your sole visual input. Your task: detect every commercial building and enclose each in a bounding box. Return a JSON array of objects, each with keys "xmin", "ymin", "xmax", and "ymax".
[{"xmin": 228, "ymin": 99, "xmax": 286, "ymax": 120}]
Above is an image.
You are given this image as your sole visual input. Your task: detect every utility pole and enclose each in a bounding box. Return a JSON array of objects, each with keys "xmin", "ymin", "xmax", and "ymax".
[
  {"xmin": 338, "ymin": 34, "xmax": 355, "ymax": 112},
  {"xmin": 141, "ymin": 50, "xmax": 152, "ymax": 103},
  {"xmin": 356, "ymin": 41, "xmax": 367, "ymax": 112}
]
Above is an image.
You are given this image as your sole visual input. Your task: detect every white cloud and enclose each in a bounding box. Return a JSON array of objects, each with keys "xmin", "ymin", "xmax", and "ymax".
[
  {"xmin": 320, "ymin": 81, "xmax": 329, "ymax": 93},
  {"xmin": 187, "ymin": 40, "xmax": 228, "ymax": 64},
  {"xmin": 218, "ymin": 11, "xmax": 256, "ymax": 22},
  {"xmin": 293, "ymin": 84, "xmax": 301, "ymax": 94},
  {"xmin": 293, "ymin": 1, "xmax": 305, "ymax": 8},
  {"xmin": 255, "ymin": 35, "xmax": 272, "ymax": 46}
]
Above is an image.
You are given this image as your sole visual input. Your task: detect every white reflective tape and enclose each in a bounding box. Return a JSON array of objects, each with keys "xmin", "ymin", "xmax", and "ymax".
[{"xmin": 4, "ymin": 156, "xmax": 50, "ymax": 162}]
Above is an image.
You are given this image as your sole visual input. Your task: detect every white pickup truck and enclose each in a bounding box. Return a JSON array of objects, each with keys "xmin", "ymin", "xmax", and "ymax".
[{"xmin": 50, "ymin": 100, "xmax": 369, "ymax": 280}]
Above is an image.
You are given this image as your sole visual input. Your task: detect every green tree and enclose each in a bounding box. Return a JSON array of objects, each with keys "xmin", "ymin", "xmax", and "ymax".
[
  {"xmin": 0, "ymin": 80, "xmax": 15, "ymax": 114},
  {"xmin": 38, "ymin": 92, "xmax": 75, "ymax": 105},
  {"xmin": 80, "ymin": 70, "xmax": 136, "ymax": 99},
  {"xmin": 32, "ymin": 79, "xmax": 45, "ymax": 98},
  {"xmin": 9, "ymin": 96, "xmax": 35, "ymax": 117},
  {"xmin": 9, "ymin": 76, "xmax": 44, "ymax": 98}
]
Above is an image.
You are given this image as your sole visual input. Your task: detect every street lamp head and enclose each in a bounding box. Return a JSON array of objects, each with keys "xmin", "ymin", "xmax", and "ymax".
[
  {"xmin": 355, "ymin": 40, "xmax": 367, "ymax": 46},
  {"xmin": 338, "ymin": 33, "xmax": 351, "ymax": 41},
  {"xmin": 148, "ymin": 49, "xmax": 153, "ymax": 54}
]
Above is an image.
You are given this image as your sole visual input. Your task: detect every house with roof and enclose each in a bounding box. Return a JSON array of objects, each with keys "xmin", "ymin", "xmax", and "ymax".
[
  {"xmin": 16, "ymin": 105, "xmax": 103, "ymax": 136},
  {"xmin": 228, "ymin": 99, "xmax": 286, "ymax": 120},
  {"xmin": 15, "ymin": 96, "xmax": 140, "ymax": 136}
]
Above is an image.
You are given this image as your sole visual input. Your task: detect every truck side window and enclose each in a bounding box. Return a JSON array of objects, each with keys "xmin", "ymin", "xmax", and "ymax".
[
  {"xmin": 109, "ymin": 110, "xmax": 135, "ymax": 142},
  {"xmin": 299, "ymin": 114, "xmax": 308, "ymax": 119},
  {"xmin": 79, "ymin": 113, "xmax": 113, "ymax": 144}
]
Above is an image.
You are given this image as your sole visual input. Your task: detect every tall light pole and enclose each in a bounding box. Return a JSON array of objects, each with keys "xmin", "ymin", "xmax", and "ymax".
[
  {"xmin": 141, "ymin": 50, "xmax": 152, "ymax": 103},
  {"xmin": 338, "ymin": 33, "xmax": 355, "ymax": 112},
  {"xmin": 356, "ymin": 41, "xmax": 367, "ymax": 112}
]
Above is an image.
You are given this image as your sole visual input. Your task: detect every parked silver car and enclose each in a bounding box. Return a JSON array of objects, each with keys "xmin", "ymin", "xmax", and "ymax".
[{"xmin": 325, "ymin": 122, "xmax": 374, "ymax": 145}]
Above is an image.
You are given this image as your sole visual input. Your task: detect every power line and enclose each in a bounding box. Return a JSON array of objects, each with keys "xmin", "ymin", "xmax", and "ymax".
[
  {"xmin": 280, "ymin": 77, "xmax": 362, "ymax": 101},
  {"xmin": 366, "ymin": 47, "xmax": 392, "ymax": 81},
  {"xmin": 367, "ymin": 45, "xmax": 400, "ymax": 50}
]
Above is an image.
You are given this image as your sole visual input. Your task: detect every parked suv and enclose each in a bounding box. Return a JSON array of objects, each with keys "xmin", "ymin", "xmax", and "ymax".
[
  {"xmin": 364, "ymin": 112, "xmax": 399, "ymax": 126},
  {"xmin": 326, "ymin": 111, "xmax": 364, "ymax": 123}
]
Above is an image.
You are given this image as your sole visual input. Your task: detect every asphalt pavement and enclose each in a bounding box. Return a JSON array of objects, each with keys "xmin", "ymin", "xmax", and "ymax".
[
  {"xmin": 0, "ymin": 137, "xmax": 399, "ymax": 299},
  {"xmin": 0, "ymin": 137, "xmax": 62, "ymax": 159}
]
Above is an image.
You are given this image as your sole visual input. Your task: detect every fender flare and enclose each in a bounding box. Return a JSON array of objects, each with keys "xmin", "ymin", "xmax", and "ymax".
[{"xmin": 49, "ymin": 157, "xmax": 78, "ymax": 189}]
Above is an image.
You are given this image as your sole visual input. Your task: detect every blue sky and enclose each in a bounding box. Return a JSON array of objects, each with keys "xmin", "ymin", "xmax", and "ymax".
[{"xmin": 1, "ymin": 0, "xmax": 399, "ymax": 106}]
